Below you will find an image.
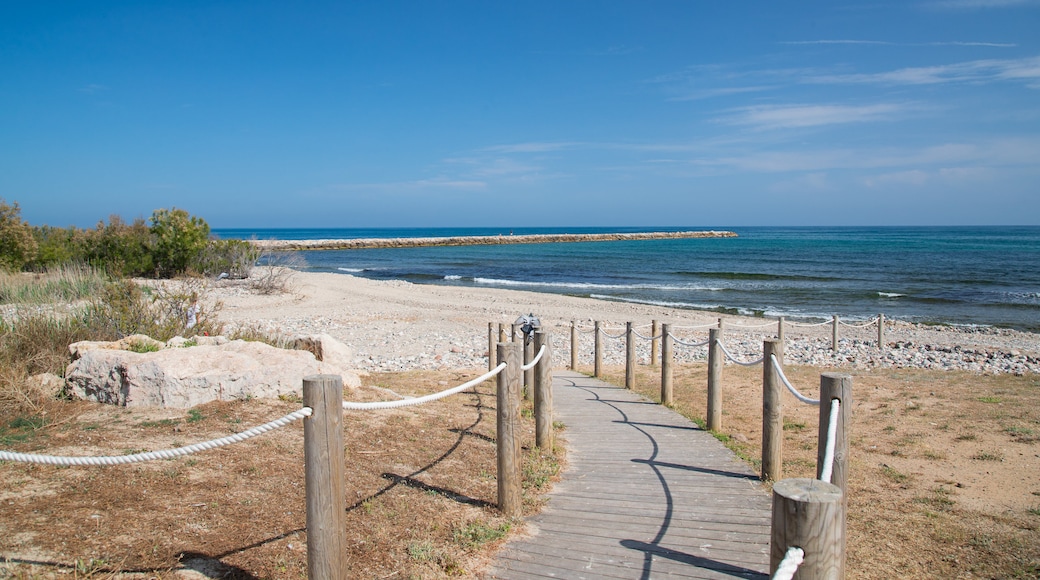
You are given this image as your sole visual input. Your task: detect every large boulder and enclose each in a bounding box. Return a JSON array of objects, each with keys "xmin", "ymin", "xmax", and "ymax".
[{"xmin": 65, "ymin": 339, "xmax": 360, "ymax": 408}]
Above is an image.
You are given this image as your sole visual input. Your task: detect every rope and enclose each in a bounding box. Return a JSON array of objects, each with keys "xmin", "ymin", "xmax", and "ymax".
[
  {"xmin": 343, "ymin": 363, "xmax": 506, "ymax": 411},
  {"xmin": 838, "ymin": 317, "xmax": 879, "ymax": 329},
  {"xmin": 632, "ymin": 330, "xmax": 664, "ymax": 341},
  {"xmin": 785, "ymin": 320, "xmax": 831, "ymax": 328},
  {"xmin": 725, "ymin": 321, "xmax": 779, "ymax": 329},
  {"xmin": 716, "ymin": 341, "xmax": 765, "ymax": 367},
  {"xmin": 772, "ymin": 547, "xmax": 805, "ymax": 580},
  {"xmin": 521, "ymin": 345, "xmax": 546, "ymax": 371},
  {"xmin": 770, "ymin": 354, "xmax": 820, "ymax": 405},
  {"xmin": 668, "ymin": 333, "xmax": 710, "ymax": 348},
  {"xmin": 0, "ymin": 408, "xmax": 313, "ymax": 466},
  {"xmin": 576, "ymin": 326, "xmax": 597, "ymax": 335},
  {"xmin": 819, "ymin": 399, "xmax": 841, "ymax": 484},
  {"xmin": 598, "ymin": 328, "xmax": 627, "ymax": 340},
  {"xmin": 671, "ymin": 323, "xmax": 718, "ymax": 330}
]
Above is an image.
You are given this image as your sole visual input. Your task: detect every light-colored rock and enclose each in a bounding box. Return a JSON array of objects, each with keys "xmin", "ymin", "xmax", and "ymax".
[
  {"xmin": 65, "ymin": 339, "xmax": 360, "ymax": 408},
  {"xmin": 292, "ymin": 333, "xmax": 360, "ymax": 387},
  {"xmin": 69, "ymin": 334, "xmax": 165, "ymax": 360},
  {"xmin": 28, "ymin": 373, "xmax": 65, "ymax": 397},
  {"xmin": 166, "ymin": 335, "xmax": 230, "ymax": 348}
]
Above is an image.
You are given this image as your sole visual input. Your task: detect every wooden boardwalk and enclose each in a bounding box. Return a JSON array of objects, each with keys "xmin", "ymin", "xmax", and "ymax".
[{"xmin": 486, "ymin": 371, "xmax": 771, "ymax": 580}]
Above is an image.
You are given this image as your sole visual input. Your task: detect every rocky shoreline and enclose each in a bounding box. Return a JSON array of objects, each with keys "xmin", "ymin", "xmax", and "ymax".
[
  {"xmin": 248, "ymin": 230, "xmax": 737, "ymax": 251},
  {"xmin": 210, "ymin": 272, "xmax": 1040, "ymax": 376}
]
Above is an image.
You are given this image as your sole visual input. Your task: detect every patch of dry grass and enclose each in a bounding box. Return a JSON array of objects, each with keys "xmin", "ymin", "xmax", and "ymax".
[
  {"xmin": 591, "ymin": 362, "xmax": 1040, "ymax": 579},
  {"xmin": 0, "ymin": 370, "xmax": 563, "ymax": 578}
]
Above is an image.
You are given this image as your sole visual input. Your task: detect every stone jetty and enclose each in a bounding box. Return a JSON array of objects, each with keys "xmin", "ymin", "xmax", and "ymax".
[{"xmin": 249, "ymin": 230, "xmax": 737, "ymax": 251}]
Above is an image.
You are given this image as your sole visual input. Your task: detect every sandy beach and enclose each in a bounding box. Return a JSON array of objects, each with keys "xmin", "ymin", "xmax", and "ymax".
[{"xmin": 209, "ymin": 270, "xmax": 1040, "ymax": 375}]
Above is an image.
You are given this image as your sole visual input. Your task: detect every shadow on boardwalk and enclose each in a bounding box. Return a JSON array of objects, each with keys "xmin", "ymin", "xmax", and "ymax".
[{"xmin": 486, "ymin": 371, "xmax": 771, "ymax": 580}]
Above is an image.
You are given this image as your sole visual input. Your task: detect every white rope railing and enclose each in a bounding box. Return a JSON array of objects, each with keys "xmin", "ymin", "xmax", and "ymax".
[
  {"xmin": 671, "ymin": 323, "xmax": 718, "ymax": 330},
  {"xmin": 576, "ymin": 326, "xmax": 597, "ymax": 334},
  {"xmin": 668, "ymin": 333, "xmax": 710, "ymax": 348},
  {"xmin": 772, "ymin": 547, "xmax": 805, "ymax": 580},
  {"xmin": 632, "ymin": 330, "xmax": 664, "ymax": 341},
  {"xmin": 837, "ymin": 317, "xmax": 879, "ymax": 328},
  {"xmin": 819, "ymin": 399, "xmax": 841, "ymax": 484},
  {"xmin": 0, "ymin": 407, "xmax": 313, "ymax": 466},
  {"xmin": 785, "ymin": 320, "xmax": 831, "ymax": 328},
  {"xmin": 598, "ymin": 328, "xmax": 627, "ymax": 340},
  {"xmin": 716, "ymin": 341, "xmax": 765, "ymax": 366},
  {"xmin": 521, "ymin": 345, "xmax": 546, "ymax": 371},
  {"xmin": 770, "ymin": 354, "xmax": 820, "ymax": 405},
  {"xmin": 725, "ymin": 321, "xmax": 779, "ymax": 329},
  {"xmin": 342, "ymin": 363, "xmax": 506, "ymax": 411}
]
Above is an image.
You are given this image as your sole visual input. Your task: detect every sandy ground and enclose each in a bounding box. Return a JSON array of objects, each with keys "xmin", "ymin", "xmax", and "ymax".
[{"xmin": 207, "ymin": 270, "xmax": 1040, "ymax": 373}]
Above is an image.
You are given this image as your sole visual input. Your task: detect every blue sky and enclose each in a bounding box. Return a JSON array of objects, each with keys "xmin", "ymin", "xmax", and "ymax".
[{"xmin": 2, "ymin": 1, "xmax": 1038, "ymax": 228}]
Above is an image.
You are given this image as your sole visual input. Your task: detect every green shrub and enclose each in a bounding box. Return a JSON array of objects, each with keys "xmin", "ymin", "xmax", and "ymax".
[
  {"xmin": 0, "ymin": 198, "xmax": 38, "ymax": 272},
  {"xmin": 149, "ymin": 208, "xmax": 210, "ymax": 278},
  {"xmin": 193, "ymin": 238, "xmax": 259, "ymax": 279}
]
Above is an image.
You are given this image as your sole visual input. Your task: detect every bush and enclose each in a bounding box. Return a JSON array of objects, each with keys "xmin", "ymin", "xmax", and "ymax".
[
  {"xmin": 149, "ymin": 208, "xmax": 210, "ymax": 278},
  {"xmin": 0, "ymin": 198, "xmax": 38, "ymax": 272},
  {"xmin": 84, "ymin": 279, "xmax": 223, "ymax": 341},
  {"xmin": 192, "ymin": 238, "xmax": 259, "ymax": 279},
  {"xmin": 83, "ymin": 215, "xmax": 154, "ymax": 276}
]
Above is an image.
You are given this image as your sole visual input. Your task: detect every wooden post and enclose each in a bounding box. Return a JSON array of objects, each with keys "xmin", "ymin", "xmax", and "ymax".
[
  {"xmin": 302, "ymin": 375, "xmax": 348, "ymax": 580},
  {"xmin": 488, "ymin": 323, "xmax": 495, "ymax": 372},
  {"xmin": 817, "ymin": 373, "xmax": 853, "ymax": 501},
  {"xmin": 650, "ymin": 319, "xmax": 660, "ymax": 366},
  {"xmin": 777, "ymin": 316, "xmax": 785, "ymax": 346},
  {"xmin": 570, "ymin": 320, "xmax": 578, "ymax": 370},
  {"xmin": 831, "ymin": 315, "xmax": 839, "ymax": 351},
  {"xmin": 661, "ymin": 323, "xmax": 673, "ymax": 406},
  {"xmin": 718, "ymin": 317, "xmax": 724, "ymax": 329},
  {"xmin": 877, "ymin": 313, "xmax": 885, "ymax": 349},
  {"xmin": 534, "ymin": 331, "xmax": 554, "ymax": 450},
  {"xmin": 770, "ymin": 478, "xmax": 845, "ymax": 578},
  {"xmin": 625, "ymin": 322, "xmax": 635, "ymax": 390},
  {"xmin": 762, "ymin": 339, "xmax": 783, "ymax": 482},
  {"xmin": 498, "ymin": 323, "xmax": 506, "ymax": 344},
  {"xmin": 707, "ymin": 328, "xmax": 723, "ymax": 432},
  {"xmin": 512, "ymin": 323, "xmax": 520, "ymax": 343},
  {"xmin": 523, "ymin": 335, "xmax": 533, "ymax": 401},
  {"xmin": 594, "ymin": 321, "xmax": 603, "ymax": 378},
  {"xmin": 496, "ymin": 342, "xmax": 522, "ymax": 516}
]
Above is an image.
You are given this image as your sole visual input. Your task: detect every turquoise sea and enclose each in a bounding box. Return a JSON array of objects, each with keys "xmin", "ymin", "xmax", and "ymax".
[{"xmin": 213, "ymin": 226, "xmax": 1040, "ymax": 332}]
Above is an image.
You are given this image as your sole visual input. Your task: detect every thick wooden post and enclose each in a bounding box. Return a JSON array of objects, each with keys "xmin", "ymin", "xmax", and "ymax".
[
  {"xmin": 488, "ymin": 323, "xmax": 495, "ymax": 372},
  {"xmin": 302, "ymin": 375, "xmax": 347, "ymax": 580},
  {"xmin": 498, "ymin": 323, "xmax": 506, "ymax": 344},
  {"xmin": 523, "ymin": 335, "xmax": 533, "ymax": 401},
  {"xmin": 661, "ymin": 324, "xmax": 673, "ymax": 406},
  {"xmin": 512, "ymin": 323, "xmax": 520, "ymax": 343},
  {"xmin": 718, "ymin": 317, "xmax": 724, "ymax": 329},
  {"xmin": 831, "ymin": 315, "xmax": 839, "ymax": 351},
  {"xmin": 625, "ymin": 322, "xmax": 635, "ymax": 390},
  {"xmin": 762, "ymin": 339, "xmax": 783, "ymax": 482},
  {"xmin": 650, "ymin": 319, "xmax": 660, "ymax": 366},
  {"xmin": 877, "ymin": 313, "xmax": 885, "ymax": 348},
  {"xmin": 771, "ymin": 478, "xmax": 845, "ymax": 578},
  {"xmin": 594, "ymin": 321, "xmax": 603, "ymax": 378},
  {"xmin": 496, "ymin": 342, "xmax": 522, "ymax": 516},
  {"xmin": 570, "ymin": 320, "xmax": 578, "ymax": 370},
  {"xmin": 707, "ymin": 328, "xmax": 723, "ymax": 432},
  {"xmin": 817, "ymin": 373, "xmax": 853, "ymax": 501},
  {"xmin": 777, "ymin": 316, "xmax": 786, "ymax": 345},
  {"xmin": 534, "ymin": 331, "xmax": 554, "ymax": 450}
]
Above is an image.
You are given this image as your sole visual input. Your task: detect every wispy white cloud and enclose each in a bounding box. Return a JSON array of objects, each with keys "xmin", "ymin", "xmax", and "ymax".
[
  {"xmin": 807, "ymin": 55, "xmax": 1040, "ymax": 87},
  {"xmin": 781, "ymin": 39, "xmax": 1016, "ymax": 48},
  {"xmin": 669, "ymin": 85, "xmax": 777, "ymax": 101},
  {"xmin": 719, "ymin": 103, "xmax": 910, "ymax": 130},
  {"xmin": 925, "ymin": 0, "xmax": 1040, "ymax": 9},
  {"xmin": 481, "ymin": 142, "xmax": 586, "ymax": 153}
]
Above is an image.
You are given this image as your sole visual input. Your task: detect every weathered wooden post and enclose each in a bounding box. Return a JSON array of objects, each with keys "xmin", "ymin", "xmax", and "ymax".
[
  {"xmin": 625, "ymin": 322, "xmax": 635, "ymax": 390},
  {"xmin": 570, "ymin": 320, "xmax": 578, "ymax": 370},
  {"xmin": 594, "ymin": 321, "xmax": 603, "ymax": 378},
  {"xmin": 718, "ymin": 317, "xmax": 724, "ymax": 329},
  {"xmin": 650, "ymin": 319, "xmax": 660, "ymax": 366},
  {"xmin": 302, "ymin": 375, "xmax": 348, "ymax": 580},
  {"xmin": 660, "ymin": 323, "xmax": 673, "ymax": 406},
  {"xmin": 498, "ymin": 323, "xmax": 506, "ymax": 345},
  {"xmin": 534, "ymin": 330, "xmax": 554, "ymax": 450},
  {"xmin": 707, "ymin": 327, "xmax": 723, "ymax": 432},
  {"xmin": 512, "ymin": 323, "xmax": 520, "ymax": 343},
  {"xmin": 877, "ymin": 313, "xmax": 885, "ymax": 349},
  {"xmin": 817, "ymin": 373, "xmax": 853, "ymax": 500},
  {"xmin": 762, "ymin": 339, "xmax": 783, "ymax": 482},
  {"xmin": 770, "ymin": 478, "xmax": 845, "ymax": 578},
  {"xmin": 488, "ymin": 323, "xmax": 495, "ymax": 372},
  {"xmin": 523, "ymin": 334, "xmax": 534, "ymax": 401},
  {"xmin": 496, "ymin": 342, "xmax": 522, "ymax": 516},
  {"xmin": 777, "ymin": 316, "xmax": 786, "ymax": 346},
  {"xmin": 831, "ymin": 315, "xmax": 839, "ymax": 351}
]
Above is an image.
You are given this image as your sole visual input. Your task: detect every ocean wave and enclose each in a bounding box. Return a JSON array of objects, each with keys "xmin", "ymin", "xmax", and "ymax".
[
  {"xmin": 675, "ymin": 271, "xmax": 842, "ymax": 282},
  {"xmin": 444, "ymin": 275, "xmax": 463, "ymax": 281},
  {"xmin": 473, "ymin": 277, "xmax": 724, "ymax": 291},
  {"xmin": 337, "ymin": 267, "xmax": 365, "ymax": 273},
  {"xmin": 877, "ymin": 292, "xmax": 905, "ymax": 298}
]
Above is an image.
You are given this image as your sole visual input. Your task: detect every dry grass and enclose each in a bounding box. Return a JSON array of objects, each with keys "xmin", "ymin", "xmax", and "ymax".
[
  {"xmin": 594, "ymin": 362, "xmax": 1040, "ymax": 579},
  {"xmin": 0, "ymin": 370, "xmax": 562, "ymax": 579}
]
